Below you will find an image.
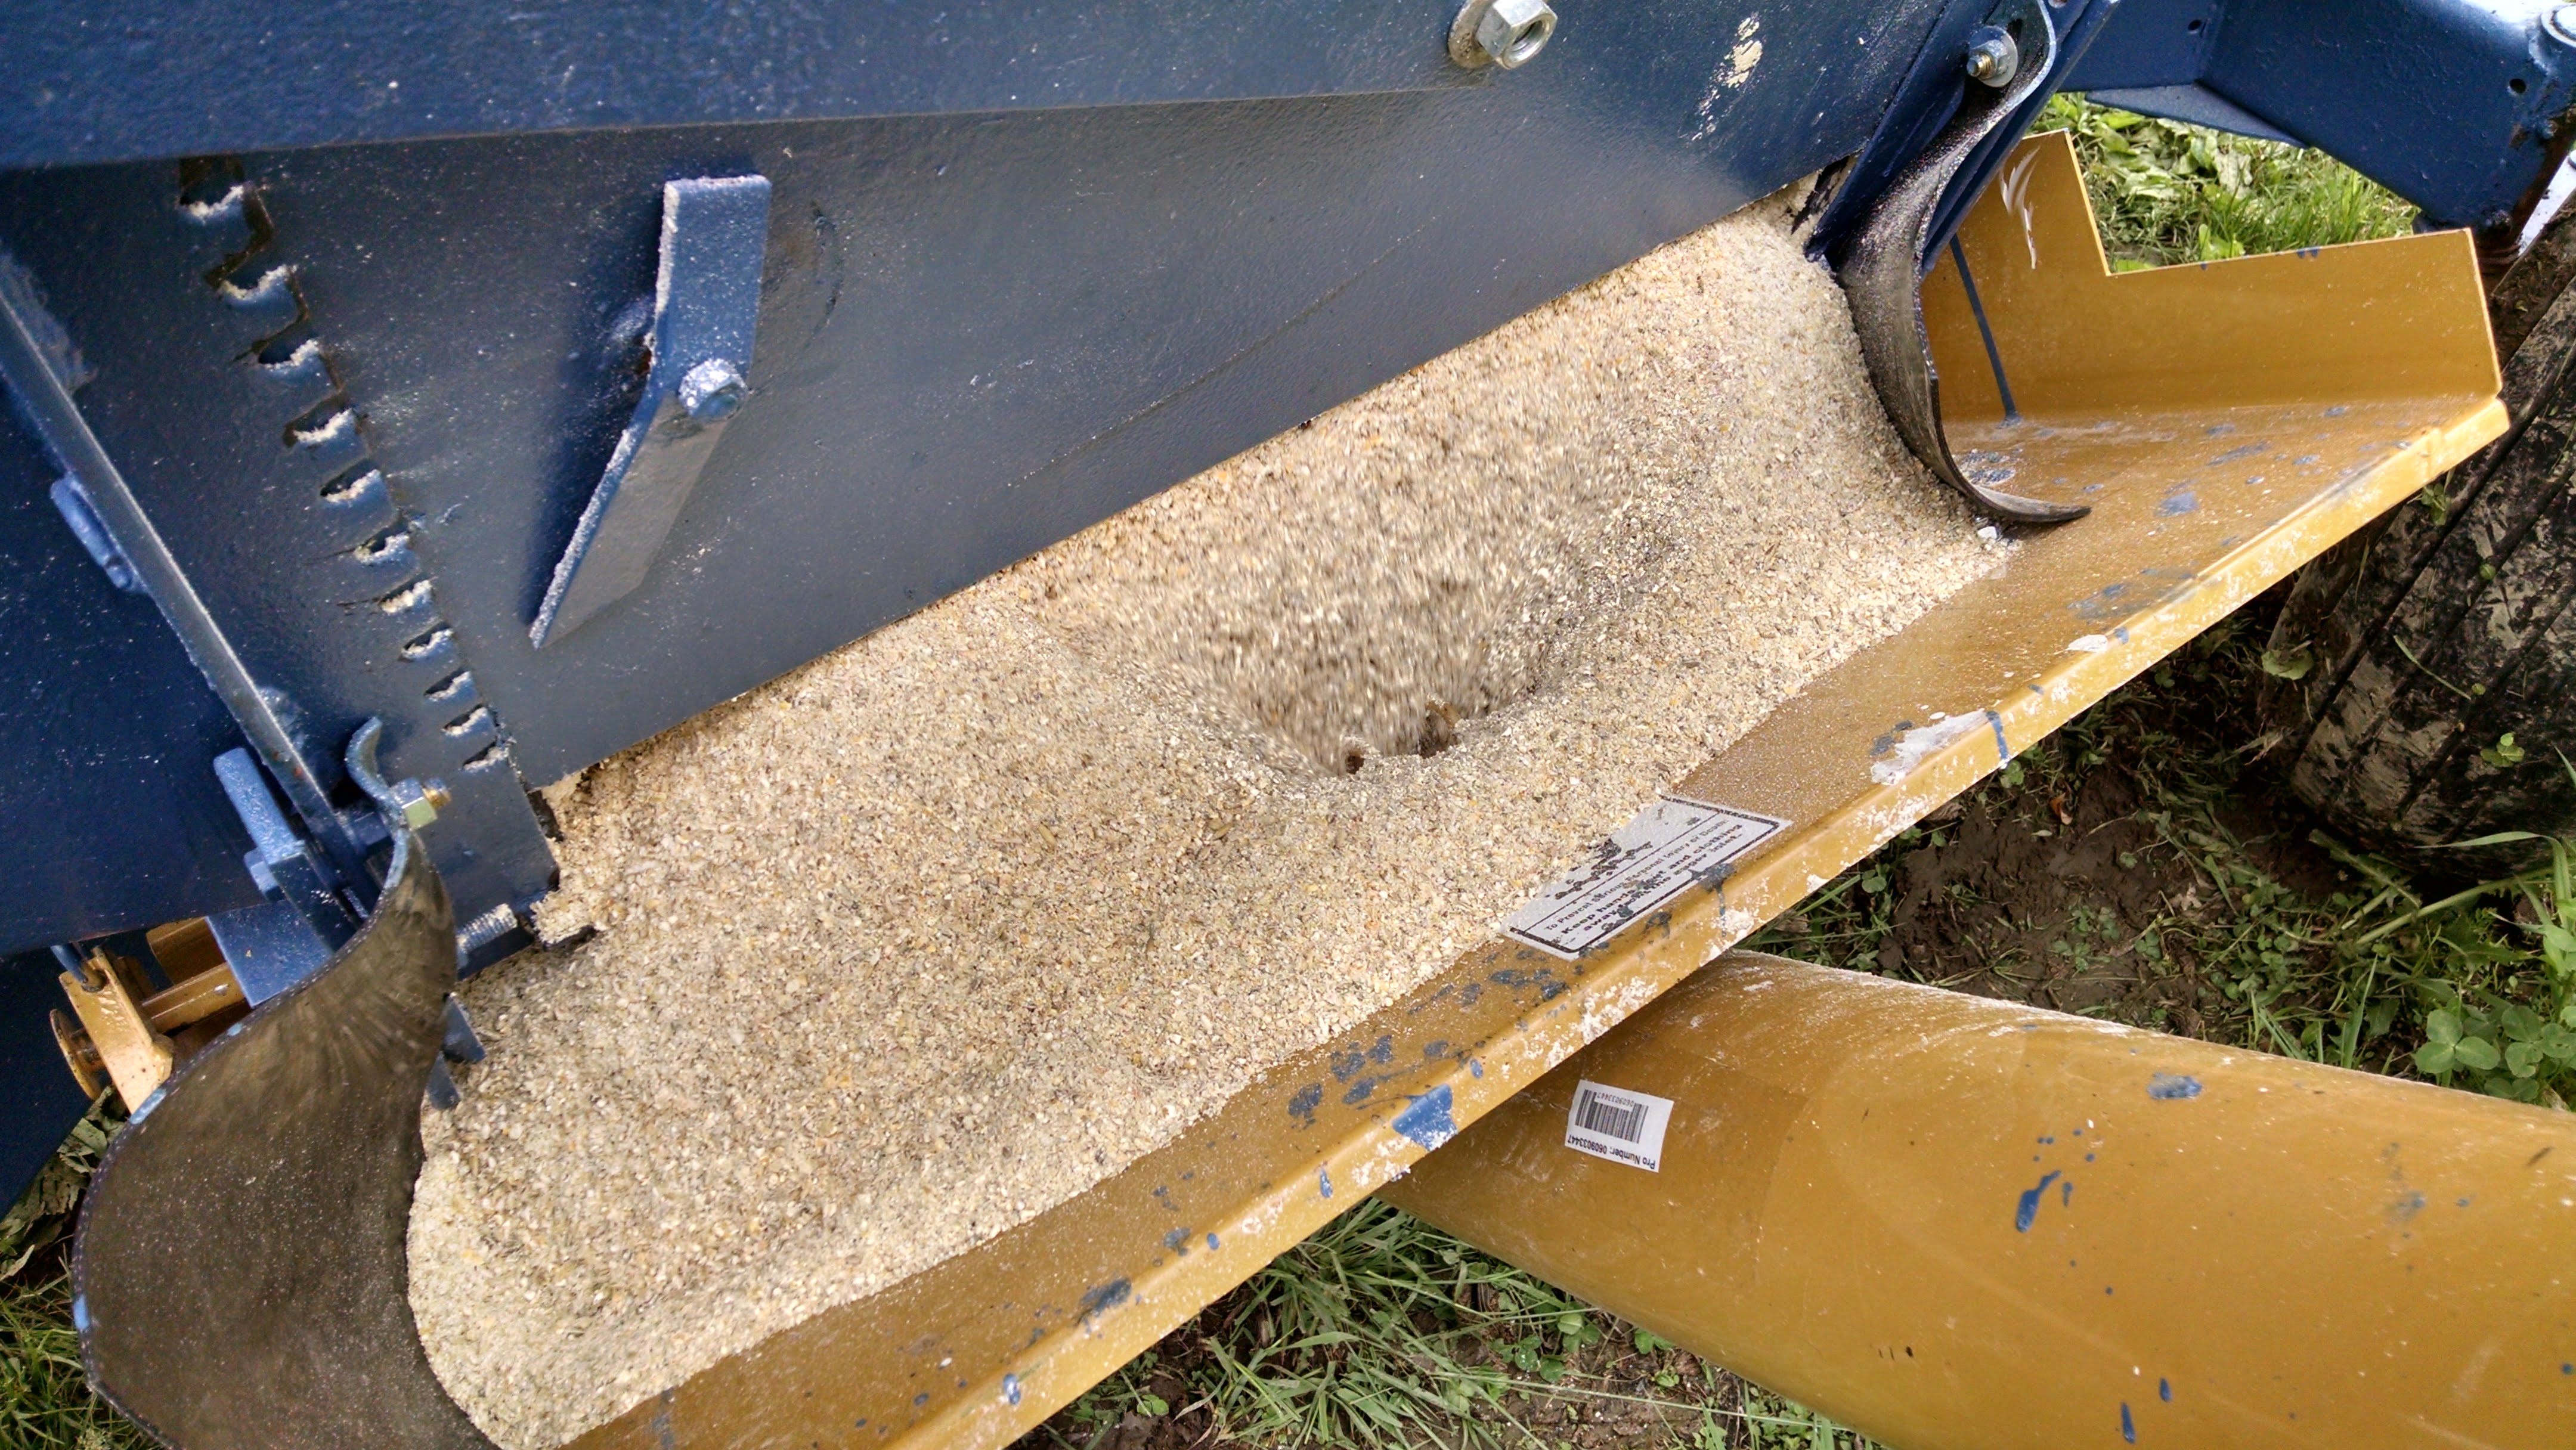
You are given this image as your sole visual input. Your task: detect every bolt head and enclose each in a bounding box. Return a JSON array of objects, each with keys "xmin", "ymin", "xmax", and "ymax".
[
  {"xmin": 1452, "ymin": 0, "xmax": 1556, "ymax": 70},
  {"xmin": 679, "ymin": 358, "xmax": 748, "ymax": 421}
]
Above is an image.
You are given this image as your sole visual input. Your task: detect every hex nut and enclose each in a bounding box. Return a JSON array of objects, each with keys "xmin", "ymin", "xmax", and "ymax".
[
  {"xmin": 1450, "ymin": 0, "xmax": 1557, "ymax": 70},
  {"xmin": 679, "ymin": 357, "xmax": 748, "ymax": 421},
  {"xmin": 389, "ymin": 778, "xmax": 442, "ymax": 830},
  {"xmin": 1963, "ymin": 24, "xmax": 2018, "ymax": 87}
]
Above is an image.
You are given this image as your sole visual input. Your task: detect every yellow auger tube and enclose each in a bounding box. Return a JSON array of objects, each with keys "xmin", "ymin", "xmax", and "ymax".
[{"xmin": 1383, "ymin": 952, "xmax": 2576, "ymax": 1449}]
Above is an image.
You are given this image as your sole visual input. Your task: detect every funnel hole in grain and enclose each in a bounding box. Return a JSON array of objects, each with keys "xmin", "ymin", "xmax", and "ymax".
[{"xmin": 407, "ymin": 182, "xmax": 2009, "ymax": 1450}]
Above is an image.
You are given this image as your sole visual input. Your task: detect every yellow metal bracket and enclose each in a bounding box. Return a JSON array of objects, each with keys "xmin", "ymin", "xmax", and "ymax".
[
  {"xmin": 57, "ymin": 950, "xmax": 175, "ymax": 1111},
  {"xmin": 571, "ymin": 135, "xmax": 2506, "ymax": 1449}
]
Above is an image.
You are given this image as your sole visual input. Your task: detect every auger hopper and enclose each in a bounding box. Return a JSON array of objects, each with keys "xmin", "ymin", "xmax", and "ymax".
[{"xmin": 3, "ymin": 3, "xmax": 2573, "ymax": 1447}]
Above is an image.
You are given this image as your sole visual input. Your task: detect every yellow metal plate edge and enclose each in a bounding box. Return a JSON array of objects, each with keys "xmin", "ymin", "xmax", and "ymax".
[{"xmin": 676, "ymin": 412, "xmax": 2500, "ymax": 1450}]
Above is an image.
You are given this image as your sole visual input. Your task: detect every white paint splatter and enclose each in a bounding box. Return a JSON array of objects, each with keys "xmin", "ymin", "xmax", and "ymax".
[
  {"xmin": 1868, "ymin": 711, "xmax": 1993, "ymax": 785},
  {"xmin": 1726, "ymin": 16, "xmax": 1764, "ymax": 88},
  {"xmin": 1688, "ymin": 15, "xmax": 1762, "ymax": 142},
  {"xmin": 2000, "ymin": 149, "xmax": 2042, "ymax": 269}
]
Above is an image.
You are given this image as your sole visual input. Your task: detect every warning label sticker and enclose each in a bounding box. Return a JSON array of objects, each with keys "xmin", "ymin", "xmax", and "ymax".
[
  {"xmin": 1503, "ymin": 795, "xmax": 1787, "ymax": 959},
  {"xmin": 1563, "ymin": 1079, "xmax": 1676, "ymax": 1172}
]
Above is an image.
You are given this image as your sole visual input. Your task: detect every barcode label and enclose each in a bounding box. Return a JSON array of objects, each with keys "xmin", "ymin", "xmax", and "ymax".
[
  {"xmin": 1562, "ymin": 1079, "xmax": 1674, "ymax": 1172},
  {"xmin": 1504, "ymin": 796, "xmax": 1787, "ymax": 959}
]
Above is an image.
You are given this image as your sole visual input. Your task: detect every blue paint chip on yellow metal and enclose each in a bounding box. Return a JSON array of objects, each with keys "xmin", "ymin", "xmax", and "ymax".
[
  {"xmin": 1318, "ymin": 1167, "xmax": 1333, "ymax": 1199},
  {"xmin": 2015, "ymin": 1170, "xmax": 2061, "ymax": 1232},
  {"xmin": 1287, "ymin": 1083, "xmax": 1323, "ymax": 1125},
  {"xmin": 2157, "ymin": 485, "xmax": 2199, "ymax": 516},
  {"xmin": 2120, "ymin": 1402, "xmax": 2135, "ymax": 1442},
  {"xmin": 1392, "ymin": 1085, "xmax": 1456, "ymax": 1150},
  {"xmin": 1002, "ymin": 1374, "xmax": 1022, "ymax": 1407},
  {"xmin": 1078, "ymin": 1279, "xmax": 1131, "ymax": 1324},
  {"xmin": 1329, "ymin": 1036, "xmax": 1394, "ymax": 1081},
  {"xmin": 2160, "ymin": 1378, "xmax": 2172, "ymax": 1401},
  {"xmin": 2148, "ymin": 1073, "xmax": 2203, "ymax": 1099},
  {"xmin": 1490, "ymin": 966, "xmax": 1568, "ymax": 1001},
  {"xmin": 1206, "ymin": 1232, "xmax": 1220, "ymax": 1251}
]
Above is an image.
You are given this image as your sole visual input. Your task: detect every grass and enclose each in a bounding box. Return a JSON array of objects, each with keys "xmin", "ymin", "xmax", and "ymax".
[
  {"xmin": 0, "ymin": 99, "xmax": 2503, "ymax": 1450},
  {"xmin": 1041, "ymin": 1198, "xmax": 1867, "ymax": 1450},
  {"xmin": 0, "ymin": 1101, "xmax": 143, "ymax": 1450},
  {"xmin": 2035, "ymin": 94, "xmax": 2419, "ymax": 268}
]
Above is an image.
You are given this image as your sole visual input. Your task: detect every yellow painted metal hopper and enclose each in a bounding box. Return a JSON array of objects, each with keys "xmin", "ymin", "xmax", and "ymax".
[{"xmin": 567, "ymin": 134, "xmax": 2522, "ymax": 1450}]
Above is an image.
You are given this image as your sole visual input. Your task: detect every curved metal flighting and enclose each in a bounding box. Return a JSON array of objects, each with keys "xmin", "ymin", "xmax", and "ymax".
[
  {"xmin": 1840, "ymin": 0, "xmax": 2086, "ymax": 526},
  {"xmin": 72, "ymin": 830, "xmax": 494, "ymax": 1450}
]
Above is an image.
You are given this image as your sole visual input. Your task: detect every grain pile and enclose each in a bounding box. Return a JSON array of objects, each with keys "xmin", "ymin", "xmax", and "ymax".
[{"xmin": 409, "ymin": 184, "xmax": 2009, "ymax": 1446}]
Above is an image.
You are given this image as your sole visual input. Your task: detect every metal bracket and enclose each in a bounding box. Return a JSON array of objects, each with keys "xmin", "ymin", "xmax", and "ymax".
[
  {"xmin": 46, "ymin": 472, "xmax": 143, "ymax": 593},
  {"xmin": 52, "ymin": 948, "xmax": 173, "ymax": 1110},
  {"xmin": 212, "ymin": 747, "xmax": 361, "ymax": 950},
  {"xmin": 204, "ymin": 719, "xmax": 472, "ymax": 1007},
  {"xmin": 531, "ymin": 175, "xmax": 770, "ymax": 647},
  {"xmin": 1838, "ymin": 0, "xmax": 2091, "ymax": 525}
]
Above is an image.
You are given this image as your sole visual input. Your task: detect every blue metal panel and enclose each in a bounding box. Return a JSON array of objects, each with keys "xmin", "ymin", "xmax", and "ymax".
[
  {"xmin": 188, "ymin": 0, "xmax": 1947, "ymax": 786},
  {"xmin": 2203, "ymin": 0, "xmax": 2576, "ymax": 229},
  {"xmin": 2082, "ymin": 83, "xmax": 2295, "ymax": 144},
  {"xmin": 0, "ymin": 949, "xmax": 87, "ymax": 1205},
  {"xmin": 2061, "ymin": 0, "xmax": 2222, "ymax": 87},
  {"xmin": 209, "ymin": 900, "xmax": 336, "ymax": 1005},
  {"xmin": 0, "ymin": 412, "xmax": 258, "ymax": 953},
  {"xmin": 0, "ymin": 0, "xmax": 1484, "ymax": 171},
  {"xmin": 2070, "ymin": 0, "xmax": 2576, "ymax": 230},
  {"xmin": 0, "ymin": 164, "xmax": 559, "ymax": 948}
]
